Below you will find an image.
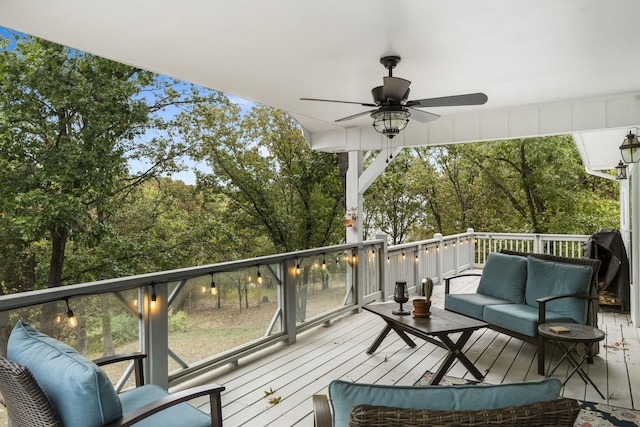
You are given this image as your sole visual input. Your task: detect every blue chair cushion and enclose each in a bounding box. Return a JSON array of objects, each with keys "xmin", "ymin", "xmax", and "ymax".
[
  {"xmin": 119, "ymin": 384, "xmax": 211, "ymax": 427},
  {"xmin": 328, "ymin": 378, "xmax": 561, "ymax": 427},
  {"xmin": 476, "ymin": 252, "xmax": 528, "ymax": 303},
  {"xmin": 445, "ymin": 293, "xmax": 513, "ymax": 320},
  {"xmin": 7, "ymin": 320, "xmax": 122, "ymax": 427},
  {"xmin": 524, "ymin": 257, "xmax": 593, "ymax": 324},
  {"xmin": 483, "ymin": 304, "xmax": 575, "ymax": 337}
]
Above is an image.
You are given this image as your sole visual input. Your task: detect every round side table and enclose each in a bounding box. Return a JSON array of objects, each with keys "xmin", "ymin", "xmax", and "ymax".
[{"xmin": 538, "ymin": 322, "xmax": 605, "ymax": 399}]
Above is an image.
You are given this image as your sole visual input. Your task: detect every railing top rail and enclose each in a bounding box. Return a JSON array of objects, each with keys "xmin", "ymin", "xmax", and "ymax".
[
  {"xmin": 0, "ymin": 239, "xmax": 385, "ymax": 312},
  {"xmin": 388, "ymin": 231, "xmax": 474, "ymax": 251}
]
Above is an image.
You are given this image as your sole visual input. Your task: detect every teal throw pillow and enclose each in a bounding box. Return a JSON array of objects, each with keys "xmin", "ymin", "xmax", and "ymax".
[
  {"xmin": 476, "ymin": 252, "xmax": 528, "ymax": 303},
  {"xmin": 524, "ymin": 257, "xmax": 593, "ymax": 324},
  {"xmin": 7, "ymin": 320, "xmax": 122, "ymax": 427},
  {"xmin": 328, "ymin": 378, "xmax": 561, "ymax": 427}
]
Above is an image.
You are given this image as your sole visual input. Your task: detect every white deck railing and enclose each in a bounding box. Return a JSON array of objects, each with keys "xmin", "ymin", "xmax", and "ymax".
[{"xmin": 0, "ymin": 231, "xmax": 590, "ymax": 389}]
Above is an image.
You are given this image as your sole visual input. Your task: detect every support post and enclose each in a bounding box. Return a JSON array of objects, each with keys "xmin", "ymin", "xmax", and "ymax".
[{"xmin": 144, "ymin": 282, "xmax": 168, "ymax": 388}]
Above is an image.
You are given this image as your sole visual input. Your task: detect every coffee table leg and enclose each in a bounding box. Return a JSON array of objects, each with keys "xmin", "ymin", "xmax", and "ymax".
[
  {"xmin": 430, "ymin": 331, "xmax": 484, "ymax": 385},
  {"xmin": 366, "ymin": 321, "xmax": 417, "ymax": 354}
]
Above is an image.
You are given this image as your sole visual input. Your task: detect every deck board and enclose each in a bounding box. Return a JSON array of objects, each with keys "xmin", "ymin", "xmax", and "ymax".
[{"xmin": 178, "ymin": 276, "xmax": 639, "ymax": 426}]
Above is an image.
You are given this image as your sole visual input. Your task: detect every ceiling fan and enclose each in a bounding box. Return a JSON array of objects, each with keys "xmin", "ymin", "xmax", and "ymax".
[{"xmin": 301, "ymin": 56, "xmax": 488, "ymax": 139}]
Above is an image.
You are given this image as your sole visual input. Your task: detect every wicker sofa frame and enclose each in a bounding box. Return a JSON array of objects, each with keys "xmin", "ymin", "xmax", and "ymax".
[{"xmin": 348, "ymin": 398, "xmax": 580, "ymax": 427}]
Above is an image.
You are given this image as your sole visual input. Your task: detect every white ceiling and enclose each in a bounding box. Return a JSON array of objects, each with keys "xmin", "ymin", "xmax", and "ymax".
[{"xmin": 1, "ymin": 0, "xmax": 639, "ymax": 169}]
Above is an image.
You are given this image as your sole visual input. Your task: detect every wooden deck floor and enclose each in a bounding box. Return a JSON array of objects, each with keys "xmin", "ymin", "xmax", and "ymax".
[{"xmin": 181, "ymin": 276, "xmax": 639, "ymax": 426}]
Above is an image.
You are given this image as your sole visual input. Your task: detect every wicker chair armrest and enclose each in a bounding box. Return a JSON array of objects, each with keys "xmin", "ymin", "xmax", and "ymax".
[
  {"xmin": 444, "ymin": 273, "xmax": 482, "ymax": 294},
  {"xmin": 313, "ymin": 394, "xmax": 332, "ymax": 427},
  {"xmin": 93, "ymin": 352, "xmax": 147, "ymax": 387},
  {"xmin": 105, "ymin": 383, "xmax": 225, "ymax": 427}
]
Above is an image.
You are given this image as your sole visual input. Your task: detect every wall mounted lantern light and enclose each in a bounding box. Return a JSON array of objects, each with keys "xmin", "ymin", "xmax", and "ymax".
[
  {"xmin": 620, "ymin": 128, "xmax": 640, "ymax": 164},
  {"xmin": 615, "ymin": 160, "xmax": 628, "ymax": 180}
]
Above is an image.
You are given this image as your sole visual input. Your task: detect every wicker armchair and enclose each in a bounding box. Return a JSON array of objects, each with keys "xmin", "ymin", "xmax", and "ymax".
[
  {"xmin": 348, "ymin": 398, "xmax": 580, "ymax": 427},
  {"xmin": 0, "ymin": 353, "xmax": 224, "ymax": 427}
]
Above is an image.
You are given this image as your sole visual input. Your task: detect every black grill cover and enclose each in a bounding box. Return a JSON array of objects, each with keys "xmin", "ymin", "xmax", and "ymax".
[{"xmin": 583, "ymin": 229, "xmax": 630, "ymax": 311}]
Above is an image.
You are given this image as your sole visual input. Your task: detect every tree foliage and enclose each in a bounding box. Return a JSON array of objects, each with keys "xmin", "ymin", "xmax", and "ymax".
[
  {"xmin": 180, "ymin": 103, "xmax": 344, "ymax": 253},
  {"xmin": 364, "ymin": 136, "xmax": 619, "ymax": 242}
]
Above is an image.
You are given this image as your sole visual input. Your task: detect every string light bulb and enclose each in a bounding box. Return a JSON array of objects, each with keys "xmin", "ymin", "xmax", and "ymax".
[
  {"xmin": 257, "ymin": 267, "xmax": 263, "ymax": 285},
  {"xmin": 65, "ymin": 299, "xmax": 77, "ymax": 328},
  {"xmin": 150, "ymin": 284, "xmax": 157, "ymax": 309},
  {"xmin": 210, "ymin": 274, "xmax": 218, "ymax": 296},
  {"xmin": 296, "ymin": 259, "xmax": 301, "ymax": 275},
  {"xmin": 322, "ymin": 254, "xmax": 326, "ymax": 270}
]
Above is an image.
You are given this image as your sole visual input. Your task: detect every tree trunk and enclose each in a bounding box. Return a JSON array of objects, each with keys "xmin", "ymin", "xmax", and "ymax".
[
  {"xmin": 101, "ymin": 294, "xmax": 116, "ymax": 356},
  {"xmin": 41, "ymin": 227, "xmax": 69, "ymax": 337},
  {"xmin": 77, "ymin": 301, "xmax": 88, "ymax": 356}
]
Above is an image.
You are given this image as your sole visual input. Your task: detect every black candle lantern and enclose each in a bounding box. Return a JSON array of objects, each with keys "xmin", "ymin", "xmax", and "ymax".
[{"xmin": 392, "ymin": 281, "xmax": 410, "ymax": 315}]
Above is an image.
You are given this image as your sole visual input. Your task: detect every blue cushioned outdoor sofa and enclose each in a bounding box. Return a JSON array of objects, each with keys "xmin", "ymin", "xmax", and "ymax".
[{"xmin": 444, "ymin": 249, "xmax": 601, "ymax": 375}]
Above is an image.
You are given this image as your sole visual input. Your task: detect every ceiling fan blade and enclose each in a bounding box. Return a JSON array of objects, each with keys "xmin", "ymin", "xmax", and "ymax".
[
  {"xmin": 407, "ymin": 108, "xmax": 440, "ymax": 123},
  {"xmin": 300, "ymin": 97, "xmax": 377, "ymax": 107},
  {"xmin": 406, "ymin": 92, "xmax": 488, "ymax": 108},
  {"xmin": 335, "ymin": 110, "xmax": 377, "ymax": 122},
  {"xmin": 383, "ymin": 77, "xmax": 411, "ymax": 100}
]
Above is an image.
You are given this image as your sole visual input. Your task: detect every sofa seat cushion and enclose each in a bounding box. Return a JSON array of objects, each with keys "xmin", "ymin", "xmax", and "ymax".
[
  {"xmin": 119, "ymin": 384, "xmax": 211, "ymax": 427},
  {"xmin": 7, "ymin": 321, "xmax": 122, "ymax": 427},
  {"xmin": 484, "ymin": 304, "xmax": 576, "ymax": 337},
  {"xmin": 476, "ymin": 252, "xmax": 528, "ymax": 303},
  {"xmin": 328, "ymin": 378, "xmax": 561, "ymax": 427},
  {"xmin": 525, "ymin": 257, "xmax": 593, "ymax": 324},
  {"xmin": 445, "ymin": 293, "xmax": 513, "ymax": 320}
]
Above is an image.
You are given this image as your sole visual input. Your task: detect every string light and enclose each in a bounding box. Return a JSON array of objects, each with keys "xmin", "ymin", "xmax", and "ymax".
[
  {"xmin": 322, "ymin": 254, "xmax": 326, "ymax": 269},
  {"xmin": 257, "ymin": 266, "xmax": 263, "ymax": 285},
  {"xmin": 150, "ymin": 284, "xmax": 157, "ymax": 309},
  {"xmin": 296, "ymin": 259, "xmax": 301, "ymax": 275},
  {"xmin": 210, "ymin": 274, "xmax": 218, "ymax": 296},
  {"xmin": 65, "ymin": 298, "xmax": 77, "ymax": 328}
]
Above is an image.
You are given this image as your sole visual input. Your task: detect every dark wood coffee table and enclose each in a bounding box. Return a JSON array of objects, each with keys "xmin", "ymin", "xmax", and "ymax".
[{"xmin": 363, "ymin": 303, "xmax": 488, "ymax": 385}]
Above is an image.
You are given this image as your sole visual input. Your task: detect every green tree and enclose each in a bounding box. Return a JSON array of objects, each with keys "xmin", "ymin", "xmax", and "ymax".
[
  {"xmin": 0, "ymin": 33, "xmax": 220, "ymax": 340},
  {"xmin": 183, "ymin": 103, "xmax": 344, "ymax": 254},
  {"xmin": 364, "ymin": 150, "xmax": 423, "ymax": 244}
]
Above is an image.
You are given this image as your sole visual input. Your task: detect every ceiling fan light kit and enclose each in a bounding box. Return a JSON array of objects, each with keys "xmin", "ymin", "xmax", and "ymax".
[
  {"xmin": 301, "ymin": 56, "xmax": 488, "ymax": 140},
  {"xmin": 371, "ymin": 107, "xmax": 410, "ymax": 139}
]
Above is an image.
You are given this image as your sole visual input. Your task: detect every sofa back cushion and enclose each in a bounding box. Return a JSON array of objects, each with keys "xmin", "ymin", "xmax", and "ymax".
[
  {"xmin": 525, "ymin": 257, "xmax": 593, "ymax": 324},
  {"xmin": 7, "ymin": 321, "xmax": 122, "ymax": 427},
  {"xmin": 328, "ymin": 378, "xmax": 561, "ymax": 427},
  {"xmin": 476, "ymin": 252, "xmax": 528, "ymax": 303}
]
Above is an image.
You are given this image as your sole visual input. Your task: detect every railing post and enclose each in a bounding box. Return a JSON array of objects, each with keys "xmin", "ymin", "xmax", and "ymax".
[
  {"xmin": 356, "ymin": 245, "xmax": 364, "ymax": 311},
  {"xmin": 145, "ymin": 282, "xmax": 169, "ymax": 389},
  {"xmin": 377, "ymin": 234, "xmax": 389, "ymax": 300},
  {"xmin": 534, "ymin": 234, "xmax": 542, "ymax": 253},
  {"xmin": 434, "ymin": 233, "xmax": 443, "ymax": 285},
  {"xmin": 467, "ymin": 228, "xmax": 475, "ymax": 266},
  {"xmin": 283, "ymin": 259, "xmax": 297, "ymax": 345}
]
